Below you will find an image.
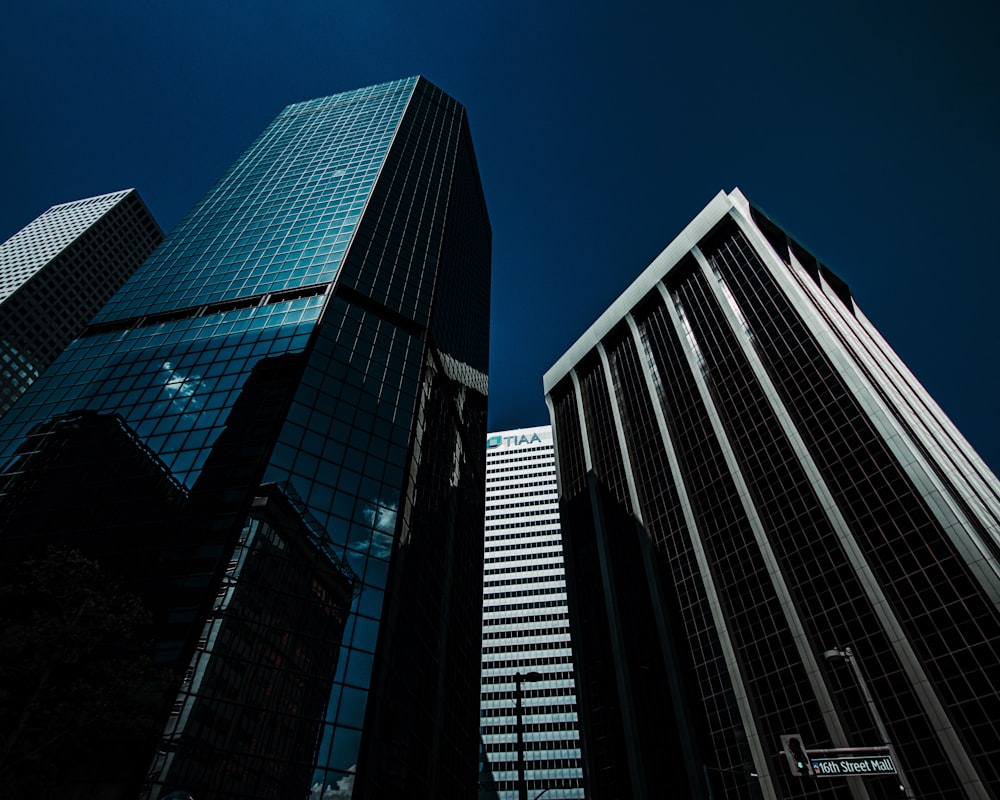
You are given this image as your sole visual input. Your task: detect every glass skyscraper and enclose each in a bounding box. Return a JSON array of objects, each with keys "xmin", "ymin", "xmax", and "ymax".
[
  {"xmin": 544, "ymin": 188, "xmax": 1000, "ymax": 800},
  {"xmin": 0, "ymin": 189, "xmax": 163, "ymax": 414},
  {"xmin": 0, "ymin": 77, "xmax": 490, "ymax": 800},
  {"xmin": 481, "ymin": 426, "xmax": 585, "ymax": 799}
]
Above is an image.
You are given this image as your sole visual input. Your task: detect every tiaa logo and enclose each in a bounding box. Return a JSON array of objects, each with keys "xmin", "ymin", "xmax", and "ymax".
[{"xmin": 488, "ymin": 432, "xmax": 543, "ymax": 447}]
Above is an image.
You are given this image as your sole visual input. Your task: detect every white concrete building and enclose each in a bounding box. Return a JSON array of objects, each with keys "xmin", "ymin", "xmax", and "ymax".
[
  {"xmin": 0, "ymin": 189, "xmax": 162, "ymax": 413},
  {"xmin": 481, "ymin": 425, "xmax": 585, "ymax": 799}
]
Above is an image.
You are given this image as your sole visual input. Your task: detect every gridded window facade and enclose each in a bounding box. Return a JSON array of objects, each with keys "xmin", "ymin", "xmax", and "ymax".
[
  {"xmin": 543, "ymin": 188, "xmax": 1000, "ymax": 800},
  {"xmin": 0, "ymin": 189, "xmax": 163, "ymax": 413},
  {"xmin": 0, "ymin": 77, "xmax": 490, "ymax": 800},
  {"xmin": 481, "ymin": 427, "xmax": 585, "ymax": 800}
]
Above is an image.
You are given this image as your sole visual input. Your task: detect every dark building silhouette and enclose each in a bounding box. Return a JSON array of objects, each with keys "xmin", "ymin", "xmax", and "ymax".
[
  {"xmin": 149, "ymin": 483, "xmax": 357, "ymax": 799},
  {"xmin": 0, "ymin": 410, "xmax": 356, "ymax": 798},
  {"xmin": 544, "ymin": 188, "xmax": 1000, "ymax": 800},
  {"xmin": 0, "ymin": 408, "xmax": 188, "ymax": 594},
  {"xmin": 0, "ymin": 77, "xmax": 490, "ymax": 800}
]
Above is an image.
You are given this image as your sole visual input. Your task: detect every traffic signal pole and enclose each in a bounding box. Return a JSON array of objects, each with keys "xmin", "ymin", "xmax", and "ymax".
[{"xmin": 823, "ymin": 647, "xmax": 915, "ymax": 799}]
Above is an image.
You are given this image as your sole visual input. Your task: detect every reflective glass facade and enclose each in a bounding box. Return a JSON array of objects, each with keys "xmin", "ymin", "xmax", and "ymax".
[
  {"xmin": 0, "ymin": 189, "xmax": 163, "ymax": 414},
  {"xmin": 481, "ymin": 426, "xmax": 585, "ymax": 799},
  {"xmin": 0, "ymin": 77, "xmax": 491, "ymax": 800},
  {"xmin": 543, "ymin": 189, "xmax": 1000, "ymax": 800}
]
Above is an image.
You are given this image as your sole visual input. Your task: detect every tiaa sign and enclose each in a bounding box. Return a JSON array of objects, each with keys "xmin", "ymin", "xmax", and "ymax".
[{"xmin": 487, "ymin": 433, "xmax": 542, "ymax": 448}]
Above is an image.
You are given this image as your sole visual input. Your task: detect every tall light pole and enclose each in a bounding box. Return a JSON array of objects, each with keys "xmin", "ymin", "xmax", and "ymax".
[
  {"xmin": 823, "ymin": 646, "xmax": 915, "ymax": 798},
  {"xmin": 514, "ymin": 671, "xmax": 543, "ymax": 800}
]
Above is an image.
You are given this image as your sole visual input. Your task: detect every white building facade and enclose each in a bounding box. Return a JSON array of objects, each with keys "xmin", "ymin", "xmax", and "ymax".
[
  {"xmin": 481, "ymin": 426, "xmax": 585, "ymax": 799},
  {"xmin": 0, "ymin": 189, "xmax": 162, "ymax": 414}
]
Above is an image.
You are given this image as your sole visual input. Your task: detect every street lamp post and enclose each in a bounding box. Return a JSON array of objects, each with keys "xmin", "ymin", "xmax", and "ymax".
[
  {"xmin": 823, "ymin": 646, "xmax": 915, "ymax": 799},
  {"xmin": 514, "ymin": 671, "xmax": 543, "ymax": 800}
]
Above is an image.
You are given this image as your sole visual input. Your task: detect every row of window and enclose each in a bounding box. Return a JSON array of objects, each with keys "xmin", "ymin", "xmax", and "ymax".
[
  {"xmin": 482, "ymin": 598, "xmax": 569, "ymax": 615},
  {"xmin": 484, "ymin": 528, "xmax": 563, "ymax": 545},
  {"xmin": 483, "ymin": 584, "xmax": 566, "ymax": 601},
  {"xmin": 486, "ymin": 490, "xmax": 558, "ymax": 507},
  {"xmin": 486, "ymin": 465, "xmax": 556, "ymax": 478},
  {"xmin": 484, "ymin": 561, "xmax": 565, "ymax": 577},
  {"xmin": 485, "ymin": 517, "xmax": 561, "ymax": 531},
  {"xmin": 486, "ymin": 454, "xmax": 553, "ymax": 469},
  {"xmin": 481, "ymin": 702, "xmax": 579, "ymax": 718},
  {"xmin": 485, "ymin": 497, "xmax": 560, "ymax": 516},
  {"xmin": 481, "ymin": 657, "xmax": 576, "ymax": 677},
  {"xmin": 484, "ymin": 546, "xmax": 564, "ymax": 563}
]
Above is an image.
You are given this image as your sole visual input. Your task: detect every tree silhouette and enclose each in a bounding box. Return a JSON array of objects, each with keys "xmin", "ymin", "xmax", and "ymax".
[{"xmin": 0, "ymin": 546, "xmax": 165, "ymax": 798}]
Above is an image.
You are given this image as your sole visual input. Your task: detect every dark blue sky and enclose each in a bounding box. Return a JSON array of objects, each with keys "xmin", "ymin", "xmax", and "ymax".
[{"xmin": 2, "ymin": 0, "xmax": 998, "ymax": 470}]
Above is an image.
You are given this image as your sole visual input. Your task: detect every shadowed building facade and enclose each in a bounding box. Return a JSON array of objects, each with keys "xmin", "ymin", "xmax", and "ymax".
[
  {"xmin": 0, "ymin": 189, "xmax": 163, "ymax": 414},
  {"xmin": 0, "ymin": 77, "xmax": 490, "ymax": 800},
  {"xmin": 543, "ymin": 188, "xmax": 1000, "ymax": 800}
]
